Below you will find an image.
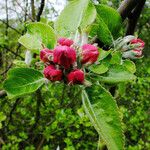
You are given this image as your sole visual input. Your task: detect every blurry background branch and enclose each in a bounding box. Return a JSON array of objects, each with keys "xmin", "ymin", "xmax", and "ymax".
[
  {"xmin": 118, "ymin": 0, "xmax": 139, "ymax": 20},
  {"xmin": 126, "ymin": 0, "xmax": 146, "ymax": 35},
  {"xmin": 118, "ymin": 0, "xmax": 146, "ymax": 35},
  {"xmin": 31, "ymin": 0, "xmax": 36, "ymax": 21},
  {"xmin": 0, "ymin": 1, "xmax": 149, "ymax": 149},
  {"xmin": 36, "ymin": 0, "xmax": 45, "ymax": 21},
  {"xmin": 0, "ymin": 19, "xmax": 21, "ymax": 34}
]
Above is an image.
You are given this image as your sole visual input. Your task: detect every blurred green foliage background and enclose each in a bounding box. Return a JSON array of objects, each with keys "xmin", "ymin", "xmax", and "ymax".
[{"xmin": 0, "ymin": 0, "xmax": 149, "ymax": 149}]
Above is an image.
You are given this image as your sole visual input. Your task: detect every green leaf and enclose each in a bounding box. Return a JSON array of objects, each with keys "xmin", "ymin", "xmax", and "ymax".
[
  {"xmin": 0, "ymin": 112, "xmax": 6, "ymax": 122},
  {"xmin": 110, "ymin": 51, "xmax": 122, "ymax": 64},
  {"xmin": 19, "ymin": 22, "xmax": 57, "ymax": 50},
  {"xmin": 117, "ymin": 83, "xmax": 126, "ymax": 97},
  {"xmin": 0, "ymin": 112, "xmax": 6, "ymax": 129},
  {"xmin": 54, "ymin": 0, "xmax": 96, "ymax": 38},
  {"xmin": 98, "ymin": 48, "xmax": 111, "ymax": 61},
  {"xmin": 99, "ymin": 65, "xmax": 136, "ymax": 83},
  {"xmin": 90, "ymin": 15, "xmax": 113, "ymax": 45},
  {"xmin": 80, "ymin": 2, "xmax": 97, "ymax": 31},
  {"xmin": 96, "ymin": 4, "xmax": 122, "ymax": 38},
  {"xmin": 90, "ymin": 4, "xmax": 122, "ymax": 45},
  {"xmin": 82, "ymin": 85, "xmax": 124, "ymax": 150},
  {"xmin": 122, "ymin": 60, "xmax": 136, "ymax": 73},
  {"xmin": 19, "ymin": 33, "xmax": 42, "ymax": 51},
  {"xmin": 100, "ymin": 55, "xmax": 112, "ymax": 68},
  {"xmin": 27, "ymin": 23, "xmax": 56, "ymax": 49},
  {"xmin": 89, "ymin": 64, "xmax": 108, "ymax": 74},
  {"xmin": 3, "ymin": 68, "xmax": 45, "ymax": 99}
]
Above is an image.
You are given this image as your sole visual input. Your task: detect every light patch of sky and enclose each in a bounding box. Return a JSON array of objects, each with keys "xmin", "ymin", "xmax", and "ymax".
[
  {"xmin": 46, "ymin": 0, "xmax": 67, "ymax": 20},
  {"xmin": 48, "ymin": 0, "xmax": 66, "ymax": 12},
  {"xmin": 0, "ymin": 0, "xmax": 7, "ymax": 19},
  {"xmin": 1, "ymin": 0, "xmax": 150, "ymax": 21},
  {"xmin": 0, "ymin": 0, "xmax": 67, "ymax": 20}
]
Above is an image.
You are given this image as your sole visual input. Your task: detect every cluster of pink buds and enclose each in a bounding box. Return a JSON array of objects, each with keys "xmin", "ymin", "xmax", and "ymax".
[
  {"xmin": 122, "ymin": 38, "xmax": 145, "ymax": 59},
  {"xmin": 122, "ymin": 37, "xmax": 145, "ymax": 59},
  {"xmin": 40, "ymin": 37, "xmax": 99, "ymax": 85},
  {"xmin": 114, "ymin": 36, "xmax": 145, "ymax": 59}
]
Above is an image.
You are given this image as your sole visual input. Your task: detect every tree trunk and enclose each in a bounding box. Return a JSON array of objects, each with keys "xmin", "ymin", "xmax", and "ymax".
[{"xmin": 31, "ymin": 0, "xmax": 36, "ymax": 21}]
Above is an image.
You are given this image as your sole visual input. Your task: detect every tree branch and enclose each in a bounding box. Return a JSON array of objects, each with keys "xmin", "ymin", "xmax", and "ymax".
[
  {"xmin": 0, "ymin": 63, "xmax": 13, "ymax": 76},
  {"xmin": 126, "ymin": 0, "xmax": 146, "ymax": 35},
  {"xmin": 5, "ymin": 0, "xmax": 9, "ymax": 36},
  {"xmin": 28, "ymin": 89, "xmax": 42, "ymax": 133},
  {"xmin": 0, "ymin": 45, "xmax": 24, "ymax": 60},
  {"xmin": 36, "ymin": 0, "xmax": 45, "ymax": 22},
  {"xmin": 0, "ymin": 19, "xmax": 21, "ymax": 35},
  {"xmin": 118, "ymin": 0, "xmax": 139, "ymax": 21},
  {"xmin": 31, "ymin": 0, "xmax": 36, "ymax": 21},
  {"xmin": 24, "ymin": 0, "xmax": 28, "ymax": 22},
  {"xmin": 6, "ymin": 98, "xmax": 21, "ymax": 127},
  {"xmin": 15, "ymin": 0, "xmax": 34, "ymax": 21},
  {"xmin": 0, "ymin": 44, "xmax": 23, "ymax": 76}
]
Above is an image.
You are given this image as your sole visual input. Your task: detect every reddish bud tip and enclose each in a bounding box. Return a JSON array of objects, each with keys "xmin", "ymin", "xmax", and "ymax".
[
  {"xmin": 44, "ymin": 65, "xmax": 62, "ymax": 81},
  {"xmin": 130, "ymin": 38, "xmax": 145, "ymax": 48},
  {"xmin": 67, "ymin": 69, "xmax": 84, "ymax": 84},
  {"xmin": 40, "ymin": 48, "xmax": 53, "ymax": 63},
  {"xmin": 123, "ymin": 49, "xmax": 143, "ymax": 59},
  {"xmin": 53, "ymin": 46, "xmax": 76, "ymax": 69},
  {"xmin": 81, "ymin": 44, "xmax": 99, "ymax": 65},
  {"xmin": 58, "ymin": 37, "xmax": 74, "ymax": 47}
]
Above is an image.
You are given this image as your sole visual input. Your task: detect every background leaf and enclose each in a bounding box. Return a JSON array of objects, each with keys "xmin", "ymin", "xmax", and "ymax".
[
  {"xmin": 110, "ymin": 51, "xmax": 122, "ymax": 64},
  {"xmin": 19, "ymin": 33, "xmax": 42, "ymax": 51},
  {"xmin": 122, "ymin": 60, "xmax": 136, "ymax": 73},
  {"xmin": 89, "ymin": 64, "xmax": 108, "ymax": 74},
  {"xmin": 3, "ymin": 68, "xmax": 45, "ymax": 98},
  {"xmin": 90, "ymin": 15, "xmax": 113, "ymax": 45},
  {"xmin": 98, "ymin": 48, "xmax": 111, "ymax": 61},
  {"xmin": 80, "ymin": 2, "xmax": 97, "ymax": 31},
  {"xmin": 19, "ymin": 22, "xmax": 57, "ymax": 51},
  {"xmin": 96, "ymin": 4, "xmax": 122, "ymax": 38},
  {"xmin": 82, "ymin": 85, "xmax": 124, "ymax": 150},
  {"xmin": 54, "ymin": 0, "xmax": 96, "ymax": 38},
  {"xmin": 90, "ymin": 4, "xmax": 122, "ymax": 46},
  {"xmin": 99, "ymin": 65, "xmax": 136, "ymax": 83}
]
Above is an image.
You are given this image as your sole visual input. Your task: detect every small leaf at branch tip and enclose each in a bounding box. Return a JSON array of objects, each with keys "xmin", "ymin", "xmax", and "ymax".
[
  {"xmin": 19, "ymin": 22, "xmax": 57, "ymax": 50},
  {"xmin": 83, "ymin": 80, "xmax": 92, "ymax": 87},
  {"xmin": 55, "ymin": 0, "xmax": 96, "ymax": 38}
]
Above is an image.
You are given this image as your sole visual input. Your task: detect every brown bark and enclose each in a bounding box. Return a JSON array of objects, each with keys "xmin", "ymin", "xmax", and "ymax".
[
  {"xmin": 5, "ymin": 0, "xmax": 9, "ymax": 36},
  {"xmin": 118, "ymin": 0, "xmax": 146, "ymax": 35},
  {"xmin": 118, "ymin": 0, "xmax": 139, "ymax": 21},
  {"xmin": 126, "ymin": 0, "xmax": 146, "ymax": 35},
  {"xmin": 24, "ymin": 0, "xmax": 28, "ymax": 22},
  {"xmin": 36, "ymin": 0, "xmax": 45, "ymax": 21},
  {"xmin": 31, "ymin": 0, "xmax": 36, "ymax": 21}
]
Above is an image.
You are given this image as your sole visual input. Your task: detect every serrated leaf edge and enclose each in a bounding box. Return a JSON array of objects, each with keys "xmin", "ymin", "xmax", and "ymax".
[{"xmin": 82, "ymin": 85, "xmax": 125, "ymax": 150}]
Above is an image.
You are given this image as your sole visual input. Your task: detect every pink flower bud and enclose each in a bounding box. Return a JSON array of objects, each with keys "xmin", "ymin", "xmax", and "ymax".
[
  {"xmin": 67, "ymin": 69, "xmax": 84, "ymax": 84},
  {"xmin": 40, "ymin": 48, "xmax": 53, "ymax": 62},
  {"xmin": 130, "ymin": 38, "xmax": 145, "ymax": 49},
  {"xmin": 44, "ymin": 65, "xmax": 62, "ymax": 81},
  {"xmin": 58, "ymin": 37, "xmax": 74, "ymax": 47},
  {"xmin": 122, "ymin": 49, "xmax": 142, "ymax": 59},
  {"xmin": 53, "ymin": 46, "xmax": 76, "ymax": 69},
  {"xmin": 81, "ymin": 44, "xmax": 99, "ymax": 65}
]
